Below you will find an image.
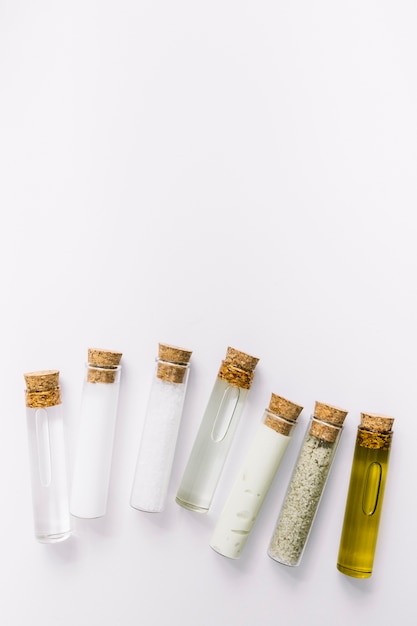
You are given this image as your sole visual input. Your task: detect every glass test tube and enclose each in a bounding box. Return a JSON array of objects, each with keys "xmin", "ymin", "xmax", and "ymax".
[
  {"xmin": 210, "ymin": 393, "xmax": 303, "ymax": 559},
  {"xmin": 130, "ymin": 343, "xmax": 192, "ymax": 513},
  {"xmin": 24, "ymin": 370, "xmax": 72, "ymax": 543},
  {"xmin": 176, "ymin": 347, "xmax": 259, "ymax": 513},
  {"xmin": 70, "ymin": 348, "xmax": 122, "ymax": 519},
  {"xmin": 268, "ymin": 401, "xmax": 348, "ymax": 566},
  {"xmin": 337, "ymin": 412, "xmax": 394, "ymax": 579}
]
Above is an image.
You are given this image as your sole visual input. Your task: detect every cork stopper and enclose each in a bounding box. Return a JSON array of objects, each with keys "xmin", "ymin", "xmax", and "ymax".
[
  {"xmin": 264, "ymin": 393, "xmax": 303, "ymax": 436},
  {"xmin": 218, "ymin": 347, "xmax": 259, "ymax": 389},
  {"xmin": 360, "ymin": 412, "xmax": 394, "ymax": 434},
  {"xmin": 358, "ymin": 412, "xmax": 394, "ymax": 450},
  {"xmin": 87, "ymin": 348, "xmax": 122, "ymax": 383},
  {"xmin": 269, "ymin": 393, "xmax": 303, "ymax": 421},
  {"xmin": 310, "ymin": 401, "xmax": 348, "ymax": 443},
  {"xmin": 158, "ymin": 343, "xmax": 192, "ymax": 365},
  {"xmin": 24, "ymin": 370, "xmax": 62, "ymax": 408},
  {"xmin": 157, "ymin": 343, "xmax": 192, "ymax": 384}
]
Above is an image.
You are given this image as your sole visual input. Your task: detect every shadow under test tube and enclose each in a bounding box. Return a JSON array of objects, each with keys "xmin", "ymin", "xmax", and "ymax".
[
  {"xmin": 175, "ymin": 347, "xmax": 259, "ymax": 513},
  {"xmin": 70, "ymin": 348, "xmax": 122, "ymax": 519},
  {"xmin": 24, "ymin": 370, "xmax": 72, "ymax": 543}
]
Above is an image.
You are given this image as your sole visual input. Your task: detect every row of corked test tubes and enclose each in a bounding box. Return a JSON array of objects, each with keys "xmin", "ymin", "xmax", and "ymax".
[{"xmin": 24, "ymin": 344, "xmax": 394, "ymax": 579}]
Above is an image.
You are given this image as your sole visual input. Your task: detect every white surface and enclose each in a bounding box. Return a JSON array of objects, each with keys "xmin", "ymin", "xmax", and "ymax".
[{"xmin": 0, "ymin": 1, "xmax": 415, "ymax": 625}]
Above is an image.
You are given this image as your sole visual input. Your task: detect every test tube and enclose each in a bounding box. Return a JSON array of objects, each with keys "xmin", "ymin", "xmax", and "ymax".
[
  {"xmin": 24, "ymin": 370, "xmax": 71, "ymax": 543},
  {"xmin": 176, "ymin": 347, "xmax": 259, "ymax": 513},
  {"xmin": 70, "ymin": 348, "xmax": 122, "ymax": 519},
  {"xmin": 337, "ymin": 412, "xmax": 394, "ymax": 578}
]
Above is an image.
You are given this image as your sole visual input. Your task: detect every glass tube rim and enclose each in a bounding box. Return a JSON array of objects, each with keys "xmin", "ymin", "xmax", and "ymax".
[
  {"xmin": 155, "ymin": 356, "xmax": 190, "ymax": 370},
  {"xmin": 310, "ymin": 414, "xmax": 343, "ymax": 432}
]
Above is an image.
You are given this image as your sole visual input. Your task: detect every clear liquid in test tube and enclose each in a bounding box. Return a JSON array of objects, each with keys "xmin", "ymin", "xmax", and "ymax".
[
  {"xmin": 24, "ymin": 370, "xmax": 72, "ymax": 543},
  {"xmin": 176, "ymin": 347, "xmax": 259, "ymax": 513}
]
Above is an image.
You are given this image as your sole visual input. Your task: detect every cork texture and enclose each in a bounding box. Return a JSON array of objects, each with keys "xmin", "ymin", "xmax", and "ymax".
[
  {"xmin": 157, "ymin": 361, "xmax": 188, "ymax": 384},
  {"xmin": 158, "ymin": 343, "xmax": 192, "ymax": 365},
  {"xmin": 269, "ymin": 393, "xmax": 303, "ymax": 421},
  {"xmin": 223, "ymin": 347, "xmax": 259, "ymax": 372},
  {"xmin": 357, "ymin": 427, "xmax": 393, "ymax": 450},
  {"xmin": 314, "ymin": 401, "xmax": 348, "ymax": 427},
  {"xmin": 217, "ymin": 346, "xmax": 259, "ymax": 389},
  {"xmin": 264, "ymin": 413, "xmax": 293, "ymax": 436},
  {"xmin": 264, "ymin": 394, "xmax": 303, "ymax": 436},
  {"xmin": 24, "ymin": 370, "xmax": 61, "ymax": 408},
  {"xmin": 310, "ymin": 419, "xmax": 341, "ymax": 443},
  {"xmin": 88, "ymin": 348, "xmax": 123, "ymax": 368},
  {"xmin": 156, "ymin": 343, "xmax": 192, "ymax": 383},
  {"xmin": 358, "ymin": 412, "xmax": 394, "ymax": 450},
  {"xmin": 87, "ymin": 348, "xmax": 122, "ymax": 383},
  {"xmin": 360, "ymin": 412, "xmax": 394, "ymax": 434},
  {"xmin": 310, "ymin": 400, "xmax": 348, "ymax": 442}
]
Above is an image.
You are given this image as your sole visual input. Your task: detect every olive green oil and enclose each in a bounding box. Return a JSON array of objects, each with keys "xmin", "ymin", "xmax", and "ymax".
[{"xmin": 337, "ymin": 413, "xmax": 394, "ymax": 579}]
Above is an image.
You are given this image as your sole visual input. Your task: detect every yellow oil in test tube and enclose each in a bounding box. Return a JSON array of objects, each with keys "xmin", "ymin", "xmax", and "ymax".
[{"xmin": 337, "ymin": 412, "xmax": 394, "ymax": 579}]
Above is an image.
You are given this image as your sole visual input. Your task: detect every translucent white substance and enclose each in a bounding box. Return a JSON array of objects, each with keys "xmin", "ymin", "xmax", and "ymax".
[
  {"xmin": 130, "ymin": 378, "xmax": 188, "ymax": 512},
  {"xmin": 176, "ymin": 378, "xmax": 249, "ymax": 513},
  {"xmin": 210, "ymin": 423, "xmax": 291, "ymax": 559},
  {"xmin": 26, "ymin": 404, "xmax": 71, "ymax": 543},
  {"xmin": 70, "ymin": 380, "xmax": 120, "ymax": 519}
]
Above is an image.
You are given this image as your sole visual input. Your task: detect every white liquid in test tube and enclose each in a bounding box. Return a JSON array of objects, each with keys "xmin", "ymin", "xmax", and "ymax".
[{"xmin": 210, "ymin": 394, "xmax": 303, "ymax": 559}]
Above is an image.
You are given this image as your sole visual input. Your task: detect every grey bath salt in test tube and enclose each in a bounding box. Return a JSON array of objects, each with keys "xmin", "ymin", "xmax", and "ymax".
[{"xmin": 268, "ymin": 401, "xmax": 348, "ymax": 566}]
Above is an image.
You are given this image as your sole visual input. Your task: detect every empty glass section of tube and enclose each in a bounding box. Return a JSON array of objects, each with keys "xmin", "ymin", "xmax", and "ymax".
[
  {"xmin": 26, "ymin": 406, "xmax": 71, "ymax": 543},
  {"xmin": 176, "ymin": 378, "xmax": 248, "ymax": 512}
]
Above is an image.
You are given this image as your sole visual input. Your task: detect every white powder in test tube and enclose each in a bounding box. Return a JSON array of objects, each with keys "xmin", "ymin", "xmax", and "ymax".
[{"xmin": 131, "ymin": 378, "xmax": 187, "ymax": 512}]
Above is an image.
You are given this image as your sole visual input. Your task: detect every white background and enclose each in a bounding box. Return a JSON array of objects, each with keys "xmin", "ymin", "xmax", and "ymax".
[{"xmin": 1, "ymin": 1, "xmax": 416, "ymax": 625}]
